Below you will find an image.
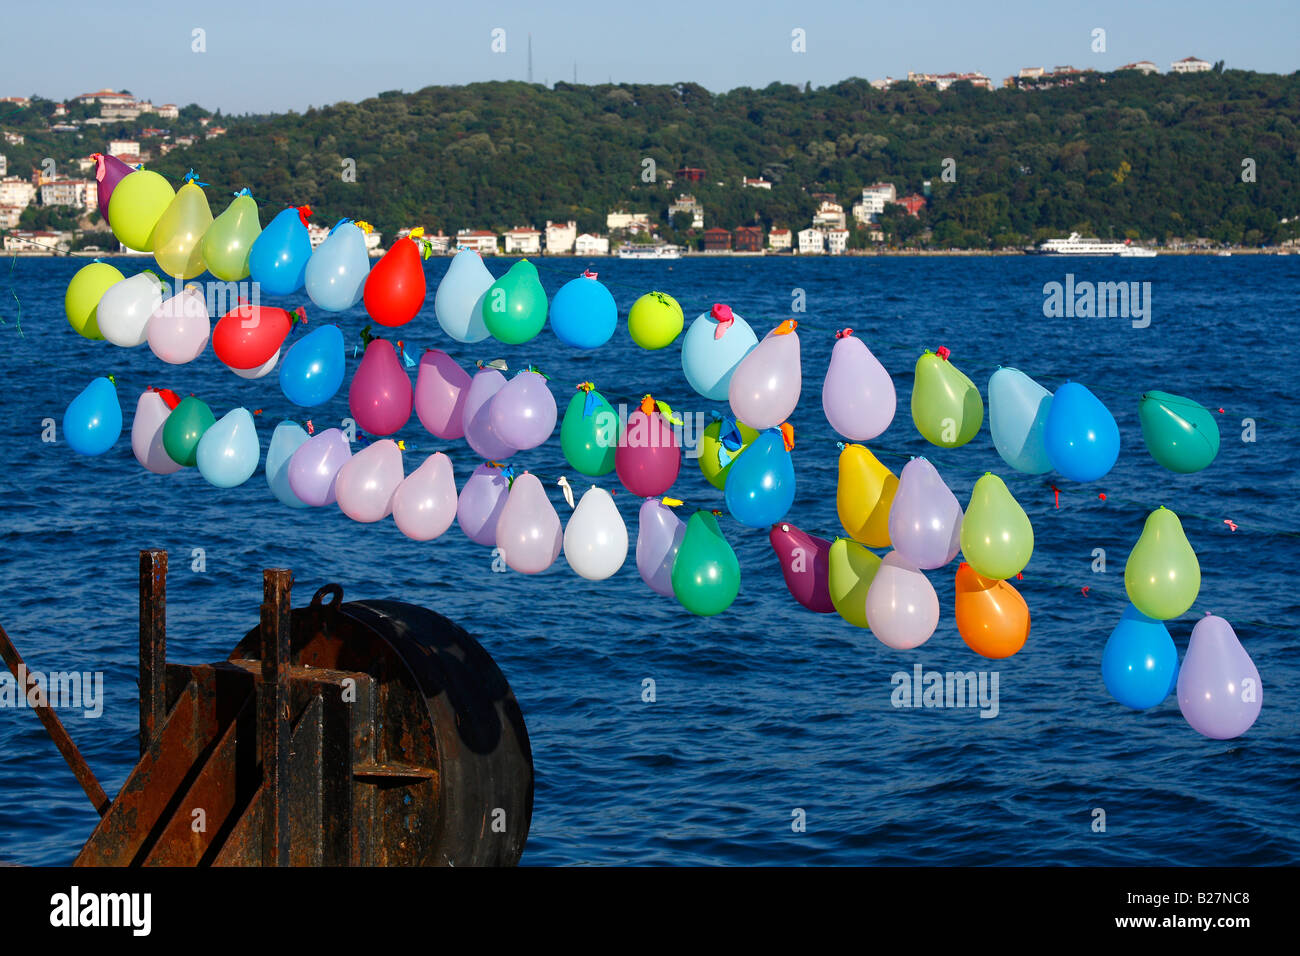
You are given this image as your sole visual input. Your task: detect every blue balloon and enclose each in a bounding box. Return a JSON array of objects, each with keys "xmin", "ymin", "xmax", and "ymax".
[
  {"xmin": 279, "ymin": 324, "xmax": 345, "ymax": 406},
  {"xmin": 63, "ymin": 376, "xmax": 122, "ymax": 455},
  {"xmin": 1101, "ymin": 604, "xmax": 1179, "ymax": 709},
  {"xmin": 434, "ymin": 248, "xmax": 493, "ymax": 343},
  {"xmin": 988, "ymin": 367, "xmax": 1053, "ymax": 474},
  {"xmin": 248, "ymin": 208, "xmax": 312, "ymax": 296},
  {"xmin": 1043, "ymin": 381, "xmax": 1120, "ymax": 482},
  {"xmin": 196, "ymin": 407, "xmax": 260, "ymax": 488},
  {"xmin": 550, "ymin": 272, "xmax": 617, "ymax": 348},
  {"xmin": 304, "ymin": 221, "xmax": 370, "ymax": 312},
  {"xmin": 266, "ymin": 421, "xmax": 311, "ymax": 508},
  {"xmin": 681, "ymin": 308, "xmax": 757, "ymax": 401},
  {"xmin": 723, "ymin": 430, "xmax": 795, "ymax": 528}
]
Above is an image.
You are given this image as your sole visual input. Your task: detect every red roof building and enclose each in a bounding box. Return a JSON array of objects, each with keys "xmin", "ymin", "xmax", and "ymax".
[
  {"xmin": 676, "ymin": 166, "xmax": 706, "ymax": 182},
  {"xmin": 894, "ymin": 194, "xmax": 927, "ymax": 217},
  {"xmin": 702, "ymin": 227, "xmax": 731, "ymax": 251},
  {"xmin": 733, "ymin": 226, "xmax": 763, "ymax": 252}
]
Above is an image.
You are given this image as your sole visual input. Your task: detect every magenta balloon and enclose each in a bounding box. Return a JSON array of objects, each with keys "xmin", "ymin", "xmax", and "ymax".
[
  {"xmin": 615, "ymin": 410, "xmax": 680, "ymax": 497},
  {"xmin": 286, "ymin": 428, "xmax": 352, "ymax": 507},
  {"xmin": 414, "ymin": 350, "xmax": 471, "ymax": 440},
  {"xmin": 1177, "ymin": 615, "xmax": 1263, "ymax": 739},
  {"xmin": 94, "ymin": 152, "xmax": 135, "ymax": 222},
  {"xmin": 495, "ymin": 472, "xmax": 562, "ymax": 574},
  {"xmin": 728, "ymin": 326, "xmax": 802, "ymax": 430},
  {"xmin": 636, "ymin": 498, "xmax": 687, "ymax": 596},
  {"xmin": 462, "ymin": 368, "xmax": 518, "ymax": 461},
  {"xmin": 769, "ymin": 522, "xmax": 835, "ymax": 613},
  {"xmin": 335, "ymin": 439, "xmax": 404, "ymax": 522},
  {"xmin": 457, "ymin": 463, "xmax": 510, "ymax": 546},
  {"xmin": 887, "ymin": 457, "xmax": 963, "ymax": 569},
  {"xmin": 491, "ymin": 370, "xmax": 558, "ymax": 451},
  {"xmin": 348, "ymin": 339, "xmax": 413, "ymax": 436},
  {"xmin": 393, "ymin": 452, "xmax": 458, "ymax": 541},
  {"xmin": 822, "ymin": 332, "xmax": 896, "ymax": 441}
]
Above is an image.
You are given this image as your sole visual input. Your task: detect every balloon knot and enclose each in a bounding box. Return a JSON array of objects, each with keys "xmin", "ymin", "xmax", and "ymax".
[
  {"xmin": 235, "ymin": 187, "xmax": 252, "ymax": 197},
  {"xmin": 773, "ymin": 319, "xmax": 798, "ymax": 335},
  {"xmin": 576, "ymin": 381, "xmax": 594, "ymax": 392},
  {"xmin": 835, "ymin": 328, "xmax": 854, "ymax": 339},
  {"xmin": 354, "ymin": 220, "xmax": 374, "ymax": 234},
  {"xmin": 779, "ymin": 422, "xmax": 795, "ymax": 451},
  {"xmin": 304, "ymin": 420, "xmax": 314, "ymax": 434},
  {"xmin": 582, "ymin": 269, "xmax": 598, "ymax": 279},
  {"xmin": 296, "ymin": 205, "xmax": 312, "ymax": 227},
  {"xmin": 1080, "ymin": 586, "xmax": 1090, "ymax": 596},
  {"xmin": 935, "ymin": 345, "xmax": 951, "ymax": 361},
  {"xmin": 292, "ymin": 306, "xmax": 307, "ymax": 324},
  {"xmin": 639, "ymin": 395, "xmax": 655, "ymax": 416},
  {"xmin": 662, "ymin": 497, "xmax": 683, "ymax": 507},
  {"xmin": 253, "ymin": 409, "xmax": 263, "ymax": 416},
  {"xmin": 711, "ymin": 303, "xmax": 734, "ymax": 339}
]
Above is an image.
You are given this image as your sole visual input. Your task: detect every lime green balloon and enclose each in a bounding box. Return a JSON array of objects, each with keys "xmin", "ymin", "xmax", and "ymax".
[
  {"xmin": 64, "ymin": 262, "xmax": 123, "ymax": 339},
  {"xmin": 628, "ymin": 291, "xmax": 684, "ymax": 350},
  {"xmin": 1139, "ymin": 390, "xmax": 1220, "ymax": 474},
  {"xmin": 671, "ymin": 511, "xmax": 741, "ymax": 616},
  {"xmin": 827, "ymin": 537, "xmax": 882, "ymax": 629},
  {"xmin": 561, "ymin": 388, "xmax": 620, "ymax": 476},
  {"xmin": 162, "ymin": 396, "xmax": 216, "ymax": 467},
  {"xmin": 482, "ymin": 259, "xmax": 548, "ymax": 344},
  {"xmin": 911, "ymin": 350, "xmax": 983, "ymax": 447},
  {"xmin": 152, "ymin": 182, "xmax": 213, "ymax": 279},
  {"xmin": 698, "ymin": 419, "xmax": 760, "ymax": 490},
  {"xmin": 108, "ymin": 169, "xmax": 176, "ymax": 252},
  {"xmin": 960, "ymin": 473, "xmax": 1034, "ymax": 580},
  {"xmin": 1124, "ymin": 507, "xmax": 1201, "ymax": 619},
  {"xmin": 202, "ymin": 193, "xmax": 262, "ymax": 281}
]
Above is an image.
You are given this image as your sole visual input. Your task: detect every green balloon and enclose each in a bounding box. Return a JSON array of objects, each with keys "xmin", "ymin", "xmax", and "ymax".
[
  {"xmin": 482, "ymin": 259, "xmax": 548, "ymax": 344},
  {"xmin": 202, "ymin": 193, "xmax": 262, "ymax": 281},
  {"xmin": 561, "ymin": 388, "xmax": 620, "ymax": 476},
  {"xmin": 628, "ymin": 291, "xmax": 683, "ymax": 350},
  {"xmin": 1124, "ymin": 507, "xmax": 1201, "ymax": 619},
  {"xmin": 911, "ymin": 350, "xmax": 983, "ymax": 448},
  {"xmin": 1139, "ymin": 390, "xmax": 1220, "ymax": 474},
  {"xmin": 959, "ymin": 473, "xmax": 1034, "ymax": 580},
  {"xmin": 162, "ymin": 396, "xmax": 216, "ymax": 467},
  {"xmin": 671, "ymin": 511, "xmax": 741, "ymax": 616},
  {"xmin": 698, "ymin": 419, "xmax": 760, "ymax": 490},
  {"xmin": 64, "ymin": 261, "xmax": 123, "ymax": 339}
]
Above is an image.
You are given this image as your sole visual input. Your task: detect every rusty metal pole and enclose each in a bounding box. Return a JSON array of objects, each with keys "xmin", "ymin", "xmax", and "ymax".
[
  {"xmin": 139, "ymin": 549, "xmax": 167, "ymax": 757},
  {"xmin": 260, "ymin": 568, "xmax": 293, "ymax": 866}
]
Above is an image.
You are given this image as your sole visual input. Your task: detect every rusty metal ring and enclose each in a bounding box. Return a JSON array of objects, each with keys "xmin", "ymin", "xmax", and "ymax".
[{"xmin": 310, "ymin": 583, "xmax": 344, "ymax": 610}]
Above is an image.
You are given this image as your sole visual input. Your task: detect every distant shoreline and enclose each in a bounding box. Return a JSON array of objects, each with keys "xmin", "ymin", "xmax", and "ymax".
[{"xmin": 6, "ymin": 248, "xmax": 1289, "ymax": 259}]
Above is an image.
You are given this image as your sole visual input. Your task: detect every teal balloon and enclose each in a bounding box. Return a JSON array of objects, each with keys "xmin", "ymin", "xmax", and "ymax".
[
  {"xmin": 550, "ymin": 273, "xmax": 617, "ymax": 348},
  {"xmin": 988, "ymin": 367, "xmax": 1053, "ymax": 474},
  {"xmin": 723, "ymin": 430, "xmax": 796, "ymax": 528},
  {"xmin": 63, "ymin": 377, "xmax": 122, "ymax": 455},
  {"xmin": 248, "ymin": 207, "xmax": 312, "ymax": 296},
  {"xmin": 304, "ymin": 221, "xmax": 370, "ymax": 312},
  {"xmin": 1043, "ymin": 381, "xmax": 1120, "ymax": 482},
  {"xmin": 196, "ymin": 407, "xmax": 260, "ymax": 488},
  {"xmin": 481, "ymin": 259, "xmax": 548, "ymax": 344},
  {"xmin": 280, "ymin": 324, "xmax": 345, "ymax": 406},
  {"xmin": 1138, "ymin": 390, "xmax": 1220, "ymax": 473},
  {"xmin": 1101, "ymin": 604, "xmax": 1179, "ymax": 710},
  {"xmin": 266, "ymin": 421, "xmax": 310, "ymax": 508}
]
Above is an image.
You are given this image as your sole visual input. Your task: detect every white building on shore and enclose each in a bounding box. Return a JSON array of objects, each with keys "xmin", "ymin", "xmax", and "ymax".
[
  {"xmin": 825, "ymin": 228, "xmax": 850, "ymax": 255},
  {"xmin": 797, "ymin": 228, "xmax": 825, "ymax": 255},
  {"xmin": 768, "ymin": 228, "xmax": 792, "ymax": 251},
  {"xmin": 812, "ymin": 200, "xmax": 846, "ymax": 230},
  {"xmin": 545, "ymin": 220, "xmax": 577, "ymax": 254},
  {"xmin": 574, "ymin": 233, "xmax": 610, "ymax": 256},
  {"xmin": 504, "ymin": 226, "xmax": 542, "ymax": 255},
  {"xmin": 852, "ymin": 183, "xmax": 897, "ymax": 224},
  {"xmin": 3, "ymin": 230, "xmax": 72, "ymax": 253},
  {"xmin": 606, "ymin": 210, "xmax": 652, "ymax": 234},
  {"xmin": 1171, "ymin": 56, "xmax": 1211, "ymax": 73},
  {"xmin": 455, "ymin": 229, "xmax": 499, "ymax": 255}
]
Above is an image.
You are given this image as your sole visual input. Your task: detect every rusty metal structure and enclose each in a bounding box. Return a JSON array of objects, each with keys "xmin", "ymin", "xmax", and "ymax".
[{"xmin": 0, "ymin": 549, "xmax": 533, "ymax": 866}]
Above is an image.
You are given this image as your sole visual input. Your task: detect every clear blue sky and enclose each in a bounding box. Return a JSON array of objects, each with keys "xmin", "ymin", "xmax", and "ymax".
[{"xmin": 3, "ymin": 0, "xmax": 1296, "ymax": 114}]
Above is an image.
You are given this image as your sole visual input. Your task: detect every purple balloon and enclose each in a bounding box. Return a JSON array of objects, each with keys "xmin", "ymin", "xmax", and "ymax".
[
  {"xmin": 822, "ymin": 331, "xmax": 896, "ymax": 441},
  {"xmin": 888, "ymin": 457, "xmax": 963, "ymax": 569},
  {"xmin": 93, "ymin": 152, "xmax": 135, "ymax": 223},
  {"xmin": 1177, "ymin": 615, "xmax": 1263, "ymax": 739},
  {"xmin": 287, "ymin": 428, "xmax": 352, "ymax": 507},
  {"xmin": 414, "ymin": 349, "xmax": 471, "ymax": 440},
  {"xmin": 457, "ymin": 463, "xmax": 510, "ymax": 546},
  {"xmin": 636, "ymin": 498, "xmax": 686, "ymax": 596},
  {"xmin": 462, "ymin": 368, "xmax": 518, "ymax": 461},
  {"xmin": 769, "ymin": 522, "xmax": 835, "ymax": 613},
  {"xmin": 491, "ymin": 369, "xmax": 557, "ymax": 451}
]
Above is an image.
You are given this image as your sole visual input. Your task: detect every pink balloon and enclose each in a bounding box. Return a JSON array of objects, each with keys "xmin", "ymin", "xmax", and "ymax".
[
  {"xmin": 822, "ymin": 330, "xmax": 896, "ymax": 440},
  {"xmin": 495, "ymin": 472, "xmax": 562, "ymax": 573},
  {"xmin": 769, "ymin": 522, "xmax": 835, "ymax": 613},
  {"xmin": 490, "ymin": 369, "xmax": 557, "ymax": 451},
  {"xmin": 131, "ymin": 389, "xmax": 182, "ymax": 475},
  {"xmin": 457, "ymin": 463, "xmax": 510, "ymax": 546},
  {"xmin": 414, "ymin": 350, "xmax": 471, "ymax": 440},
  {"xmin": 392, "ymin": 452, "xmax": 457, "ymax": 540},
  {"xmin": 615, "ymin": 409, "xmax": 680, "ymax": 497},
  {"xmin": 287, "ymin": 428, "xmax": 352, "ymax": 507},
  {"xmin": 462, "ymin": 368, "xmax": 518, "ymax": 461},
  {"xmin": 888, "ymin": 457, "xmax": 963, "ymax": 569},
  {"xmin": 728, "ymin": 324, "xmax": 802, "ymax": 429},
  {"xmin": 348, "ymin": 339, "xmax": 413, "ymax": 437},
  {"xmin": 865, "ymin": 551, "xmax": 940, "ymax": 650},
  {"xmin": 147, "ymin": 286, "xmax": 210, "ymax": 365},
  {"xmin": 335, "ymin": 439, "xmax": 404, "ymax": 522}
]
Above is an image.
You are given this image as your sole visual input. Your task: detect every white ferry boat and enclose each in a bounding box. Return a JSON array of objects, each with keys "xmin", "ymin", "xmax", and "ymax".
[
  {"xmin": 617, "ymin": 243, "xmax": 682, "ymax": 260},
  {"xmin": 1035, "ymin": 233, "xmax": 1157, "ymax": 257}
]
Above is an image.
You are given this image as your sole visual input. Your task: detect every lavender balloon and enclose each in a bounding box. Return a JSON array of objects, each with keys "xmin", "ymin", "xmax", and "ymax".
[
  {"xmin": 414, "ymin": 349, "xmax": 471, "ymax": 440},
  {"xmin": 822, "ymin": 330, "xmax": 896, "ymax": 440},
  {"xmin": 865, "ymin": 551, "xmax": 940, "ymax": 650},
  {"xmin": 335, "ymin": 439, "xmax": 403, "ymax": 522},
  {"xmin": 495, "ymin": 473, "xmax": 562, "ymax": 574},
  {"xmin": 457, "ymin": 463, "xmax": 510, "ymax": 546},
  {"xmin": 888, "ymin": 457, "xmax": 963, "ymax": 570},
  {"xmin": 131, "ymin": 389, "xmax": 182, "ymax": 475},
  {"xmin": 462, "ymin": 368, "xmax": 518, "ymax": 461},
  {"xmin": 1177, "ymin": 615, "xmax": 1263, "ymax": 739},
  {"xmin": 393, "ymin": 453, "xmax": 458, "ymax": 541},
  {"xmin": 728, "ymin": 323, "xmax": 802, "ymax": 430},
  {"xmin": 491, "ymin": 369, "xmax": 557, "ymax": 451},
  {"xmin": 636, "ymin": 498, "xmax": 687, "ymax": 596},
  {"xmin": 287, "ymin": 427, "xmax": 352, "ymax": 507}
]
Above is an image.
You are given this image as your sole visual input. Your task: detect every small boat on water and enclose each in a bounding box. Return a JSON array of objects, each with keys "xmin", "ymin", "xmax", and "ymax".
[
  {"xmin": 1033, "ymin": 233, "xmax": 1157, "ymax": 257},
  {"xmin": 617, "ymin": 243, "xmax": 682, "ymax": 260}
]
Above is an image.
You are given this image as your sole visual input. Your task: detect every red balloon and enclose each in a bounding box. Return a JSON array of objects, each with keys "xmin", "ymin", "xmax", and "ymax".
[
  {"xmin": 213, "ymin": 303, "xmax": 293, "ymax": 370},
  {"xmin": 364, "ymin": 236, "xmax": 426, "ymax": 327},
  {"xmin": 615, "ymin": 409, "xmax": 680, "ymax": 497},
  {"xmin": 769, "ymin": 522, "xmax": 835, "ymax": 613}
]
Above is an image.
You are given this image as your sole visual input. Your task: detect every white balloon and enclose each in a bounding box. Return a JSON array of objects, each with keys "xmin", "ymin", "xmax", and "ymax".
[
  {"xmin": 148, "ymin": 285, "xmax": 210, "ymax": 364},
  {"xmin": 865, "ymin": 551, "xmax": 940, "ymax": 650},
  {"xmin": 98, "ymin": 272, "xmax": 164, "ymax": 347},
  {"xmin": 392, "ymin": 453, "xmax": 458, "ymax": 541},
  {"xmin": 335, "ymin": 440, "xmax": 404, "ymax": 522},
  {"xmin": 229, "ymin": 348, "xmax": 280, "ymax": 379},
  {"xmin": 563, "ymin": 486, "xmax": 628, "ymax": 581},
  {"xmin": 131, "ymin": 389, "xmax": 181, "ymax": 474}
]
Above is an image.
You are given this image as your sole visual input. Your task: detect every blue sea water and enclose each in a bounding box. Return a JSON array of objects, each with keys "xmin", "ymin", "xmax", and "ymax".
[{"xmin": 0, "ymin": 253, "xmax": 1296, "ymax": 867}]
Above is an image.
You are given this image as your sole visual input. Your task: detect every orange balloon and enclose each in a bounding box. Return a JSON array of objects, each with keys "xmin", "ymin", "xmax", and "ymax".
[{"xmin": 954, "ymin": 562, "xmax": 1030, "ymax": 659}]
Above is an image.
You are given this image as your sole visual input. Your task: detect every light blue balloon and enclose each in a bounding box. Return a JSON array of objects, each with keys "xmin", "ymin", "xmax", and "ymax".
[
  {"xmin": 723, "ymin": 430, "xmax": 796, "ymax": 528},
  {"xmin": 550, "ymin": 273, "xmax": 617, "ymax": 348},
  {"xmin": 1043, "ymin": 381, "xmax": 1120, "ymax": 482},
  {"xmin": 304, "ymin": 221, "xmax": 370, "ymax": 312},
  {"xmin": 248, "ymin": 208, "xmax": 312, "ymax": 296},
  {"xmin": 279, "ymin": 324, "xmax": 345, "ymax": 406},
  {"xmin": 434, "ymin": 248, "xmax": 493, "ymax": 343},
  {"xmin": 196, "ymin": 407, "xmax": 260, "ymax": 488},
  {"xmin": 63, "ymin": 377, "xmax": 122, "ymax": 455},
  {"xmin": 681, "ymin": 309, "xmax": 757, "ymax": 401},
  {"xmin": 1102, "ymin": 604, "xmax": 1179, "ymax": 710},
  {"xmin": 266, "ymin": 421, "xmax": 311, "ymax": 508},
  {"xmin": 988, "ymin": 367, "xmax": 1053, "ymax": 474}
]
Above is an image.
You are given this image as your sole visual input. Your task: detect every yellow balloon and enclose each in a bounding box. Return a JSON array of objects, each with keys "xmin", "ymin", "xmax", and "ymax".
[
  {"xmin": 828, "ymin": 538, "xmax": 883, "ymax": 629},
  {"xmin": 836, "ymin": 443, "xmax": 897, "ymax": 548},
  {"xmin": 202, "ymin": 193, "xmax": 261, "ymax": 281},
  {"xmin": 64, "ymin": 261, "xmax": 124, "ymax": 339},
  {"xmin": 108, "ymin": 169, "xmax": 176, "ymax": 252},
  {"xmin": 152, "ymin": 182, "xmax": 213, "ymax": 279}
]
